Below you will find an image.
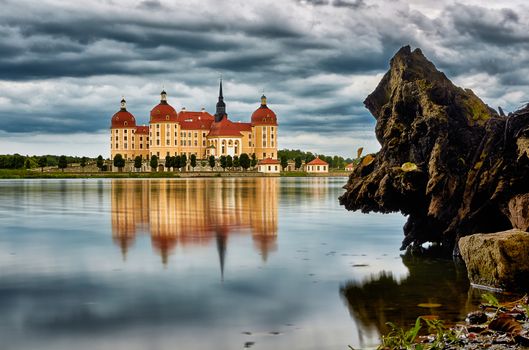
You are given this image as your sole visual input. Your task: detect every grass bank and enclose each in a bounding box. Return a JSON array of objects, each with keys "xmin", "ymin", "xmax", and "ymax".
[{"xmin": 0, "ymin": 169, "xmax": 351, "ymax": 179}]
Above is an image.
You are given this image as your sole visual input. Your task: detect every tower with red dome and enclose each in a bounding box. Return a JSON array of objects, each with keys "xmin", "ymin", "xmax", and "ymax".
[
  {"xmin": 110, "ymin": 98, "xmax": 149, "ymax": 162},
  {"xmin": 251, "ymin": 94, "xmax": 278, "ymax": 160}
]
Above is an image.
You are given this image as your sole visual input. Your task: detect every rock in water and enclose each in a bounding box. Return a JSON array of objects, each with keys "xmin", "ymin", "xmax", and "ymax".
[
  {"xmin": 339, "ymin": 46, "xmax": 529, "ymax": 251},
  {"xmin": 459, "ymin": 230, "xmax": 529, "ymax": 291}
]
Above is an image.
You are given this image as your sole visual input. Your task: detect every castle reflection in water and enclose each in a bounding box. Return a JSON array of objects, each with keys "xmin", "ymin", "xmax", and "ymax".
[{"xmin": 110, "ymin": 178, "xmax": 278, "ymax": 268}]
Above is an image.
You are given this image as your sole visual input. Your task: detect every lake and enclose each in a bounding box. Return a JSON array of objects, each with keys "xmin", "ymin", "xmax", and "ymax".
[{"xmin": 0, "ymin": 178, "xmax": 480, "ymax": 350}]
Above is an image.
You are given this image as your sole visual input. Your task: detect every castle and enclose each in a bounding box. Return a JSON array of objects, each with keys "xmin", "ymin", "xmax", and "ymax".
[{"xmin": 110, "ymin": 80, "xmax": 278, "ymax": 164}]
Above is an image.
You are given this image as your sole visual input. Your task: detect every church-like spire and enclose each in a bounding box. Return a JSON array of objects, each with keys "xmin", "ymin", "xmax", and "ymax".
[
  {"xmin": 160, "ymin": 89, "xmax": 167, "ymax": 104},
  {"xmin": 215, "ymin": 78, "xmax": 226, "ymax": 122},
  {"xmin": 120, "ymin": 97, "xmax": 127, "ymax": 111}
]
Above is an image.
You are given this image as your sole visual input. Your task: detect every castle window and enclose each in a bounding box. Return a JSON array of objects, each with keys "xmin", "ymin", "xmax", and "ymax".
[
  {"xmin": 115, "ymin": 143, "xmax": 118, "ymax": 149},
  {"xmin": 194, "ymin": 132, "xmax": 198, "ymax": 138},
  {"xmin": 202, "ymin": 140, "xmax": 206, "ymax": 146},
  {"xmin": 156, "ymin": 124, "xmax": 160, "ymax": 129},
  {"xmin": 194, "ymin": 140, "xmax": 198, "ymax": 146},
  {"xmin": 271, "ymin": 141, "xmax": 274, "ymax": 147},
  {"xmin": 124, "ymin": 143, "xmax": 127, "ymax": 149},
  {"xmin": 156, "ymin": 132, "xmax": 160, "ymax": 137},
  {"xmin": 166, "ymin": 140, "xmax": 170, "ymax": 145},
  {"xmin": 115, "ymin": 130, "xmax": 118, "ymax": 134},
  {"xmin": 157, "ymin": 140, "xmax": 160, "ymax": 145},
  {"xmin": 175, "ymin": 140, "xmax": 177, "ymax": 145},
  {"xmin": 140, "ymin": 144, "xmax": 143, "ymax": 149},
  {"xmin": 271, "ymin": 134, "xmax": 274, "ymax": 139},
  {"xmin": 140, "ymin": 137, "xmax": 143, "ymax": 141},
  {"xmin": 115, "ymin": 136, "xmax": 118, "ymax": 141},
  {"xmin": 188, "ymin": 132, "xmax": 191, "ymax": 137},
  {"xmin": 263, "ymin": 141, "xmax": 267, "ymax": 147},
  {"xmin": 175, "ymin": 132, "xmax": 178, "ymax": 137},
  {"xmin": 124, "ymin": 122, "xmax": 128, "ymax": 126},
  {"xmin": 132, "ymin": 144, "xmax": 135, "ymax": 148},
  {"xmin": 124, "ymin": 136, "xmax": 127, "ymax": 141}
]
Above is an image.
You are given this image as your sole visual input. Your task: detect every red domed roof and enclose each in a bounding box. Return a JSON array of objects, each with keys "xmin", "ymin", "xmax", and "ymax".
[
  {"xmin": 150, "ymin": 102, "xmax": 178, "ymax": 123},
  {"xmin": 111, "ymin": 110, "xmax": 137, "ymax": 128},
  {"xmin": 251, "ymin": 105, "xmax": 277, "ymax": 126}
]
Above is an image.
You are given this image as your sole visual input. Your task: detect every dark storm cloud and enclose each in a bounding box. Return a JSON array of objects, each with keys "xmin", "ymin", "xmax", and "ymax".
[{"xmin": 1, "ymin": 0, "xmax": 529, "ymax": 152}]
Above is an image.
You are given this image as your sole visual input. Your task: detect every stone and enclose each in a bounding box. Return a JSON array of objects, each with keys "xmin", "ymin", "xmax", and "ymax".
[
  {"xmin": 339, "ymin": 45, "xmax": 529, "ymax": 252},
  {"xmin": 459, "ymin": 230, "xmax": 529, "ymax": 291},
  {"xmin": 506, "ymin": 194, "xmax": 529, "ymax": 232}
]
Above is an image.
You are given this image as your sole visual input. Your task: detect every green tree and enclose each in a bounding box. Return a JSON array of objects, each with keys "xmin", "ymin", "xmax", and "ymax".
[
  {"xmin": 113, "ymin": 154, "xmax": 125, "ymax": 172},
  {"xmin": 190, "ymin": 154, "xmax": 197, "ymax": 170},
  {"xmin": 201, "ymin": 160, "xmax": 207, "ymax": 168},
  {"xmin": 38, "ymin": 156, "xmax": 47, "ymax": 172},
  {"xmin": 150, "ymin": 155, "xmax": 158, "ymax": 171},
  {"xmin": 174, "ymin": 156, "xmax": 181, "ymax": 171},
  {"xmin": 305, "ymin": 153, "xmax": 316, "ymax": 164},
  {"xmin": 80, "ymin": 156, "xmax": 87, "ymax": 172},
  {"xmin": 220, "ymin": 155, "xmax": 227, "ymax": 171},
  {"xmin": 134, "ymin": 156, "xmax": 142, "ymax": 171},
  {"xmin": 295, "ymin": 156, "xmax": 302, "ymax": 170},
  {"xmin": 324, "ymin": 155, "xmax": 333, "ymax": 168},
  {"xmin": 239, "ymin": 153, "xmax": 250, "ymax": 171},
  {"xmin": 96, "ymin": 155, "xmax": 104, "ymax": 171},
  {"xmin": 251, "ymin": 153, "xmax": 257, "ymax": 168},
  {"xmin": 181, "ymin": 154, "xmax": 187, "ymax": 171},
  {"xmin": 58, "ymin": 155, "xmax": 68, "ymax": 172},
  {"xmin": 165, "ymin": 155, "xmax": 172, "ymax": 171},
  {"xmin": 233, "ymin": 155, "xmax": 239, "ymax": 170},
  {"xmin": 280, "ymin": 155, "xmax": 288, "ymax": 170},
  {"xmin": 25, "ymin": 158, "xmax": 31, "ymax": 169},
  {"xmin": 208, "ymin": 155, "xmax": 216, "ymax": 170},
  {"xmin": 226, "ymin": 155, "xmax": 233, "ymax": 170}
]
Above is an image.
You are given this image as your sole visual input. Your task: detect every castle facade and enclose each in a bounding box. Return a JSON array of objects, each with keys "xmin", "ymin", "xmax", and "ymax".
[{"xmin": 110, "ymin": 80, "xmax": 278, "ymax": 162}]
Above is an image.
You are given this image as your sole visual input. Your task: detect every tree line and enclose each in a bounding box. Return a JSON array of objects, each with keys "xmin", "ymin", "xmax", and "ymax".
[
  {"xmin": 277, "ymin": 149, "xmax": 354, "ymax": 169},
  {"xmin": 0, "ymin": 154, "xmax": 108, "ymax": 172},
  {"xmin": 114, "ymin": 153, "xmax": 260, "ymax": 172}
]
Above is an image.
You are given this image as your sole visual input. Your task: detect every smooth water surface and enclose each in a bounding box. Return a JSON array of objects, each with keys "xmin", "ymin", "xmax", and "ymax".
[{"xmin": 0, "ymin": 178, "xmax": 477, "ymax": 349}]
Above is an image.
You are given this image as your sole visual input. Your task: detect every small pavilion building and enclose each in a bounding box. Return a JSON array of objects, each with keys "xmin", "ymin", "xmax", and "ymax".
[
  {"xmin": 257, "ymin": 158, "xmax": 281, "ymax": 174},
  {"xmin": 305, "ymin": 157, "xmax": 329, "ymax": 173}
]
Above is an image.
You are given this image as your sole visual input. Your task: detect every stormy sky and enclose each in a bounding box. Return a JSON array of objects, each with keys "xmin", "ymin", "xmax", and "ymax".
[{"xmin": 1, "ymin": 0, "xmax": 529, "ymax": 157}]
